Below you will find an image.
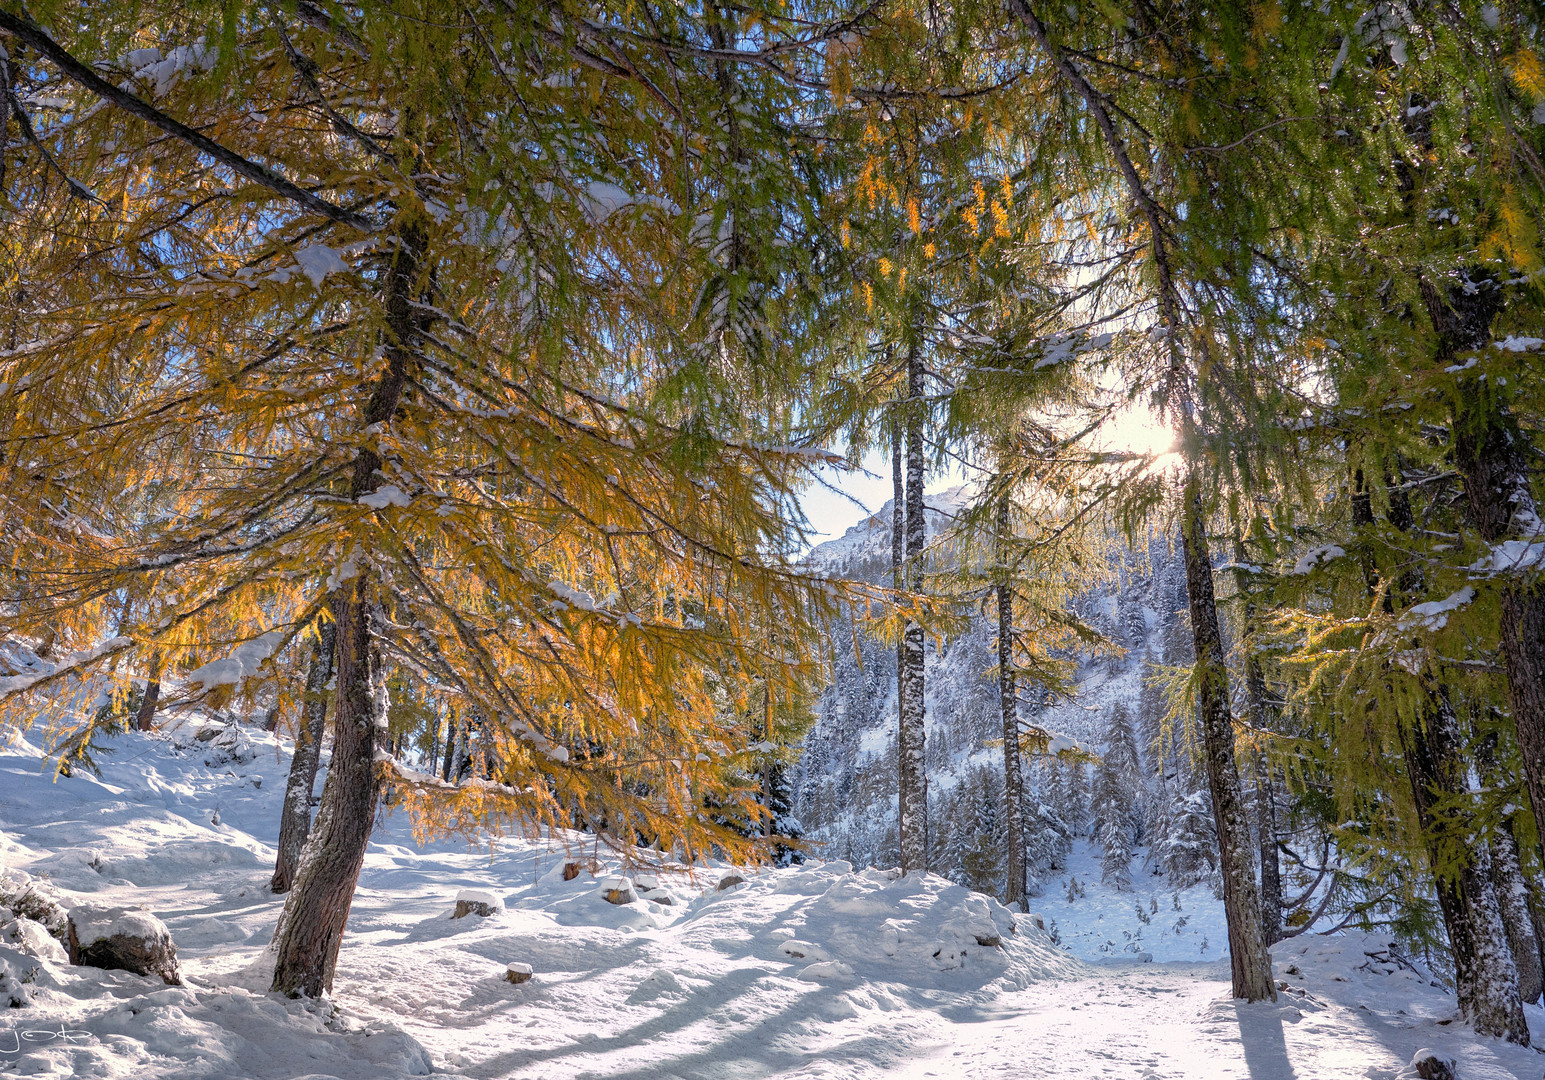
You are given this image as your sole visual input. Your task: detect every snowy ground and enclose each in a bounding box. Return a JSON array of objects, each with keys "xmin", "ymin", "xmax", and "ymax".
[
  {"xmin": 1041, "ymin": 843, "xmax": 1232, "ymax": 965},
  {"xmin": 2, "ymin": 721, "xmax": 1543, "ymax": 1080}
]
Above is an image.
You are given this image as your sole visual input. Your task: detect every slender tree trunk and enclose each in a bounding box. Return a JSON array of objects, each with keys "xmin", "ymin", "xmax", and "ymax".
[
  {"xmin": 269, "ymin": 218, "xmax": 425, "ymax": 997},
  {"xmin": 1232, "ymin": 538, "xmax": 1283, "ymax": 944},
  {"xmin": 135, "ymin": 654, "xmax": 161, "ymax": 732},
  {"xmin": 270, "ymin": 620, "xmax": 336, "ymax": 894},
  {"xmin": 427, "ymin": 708, "xmax": 440, "ymax": 776},
  {"xmin": 892, "ymin": 410, "xmax": 907, "ymax": 869},
  {"xmin": 441, "ymin": 716, "xmax": 460, "ymax": 783},
  {"xmin": 897, "ymin": 346, "xmax": 929, "ymax": 873},
  {"xmin": 1419, "ymin": 277, "xmax": 1545, "ymax": 880},
  {"xmin": 997, "ymin": 495, "xmax": 1027, "ymax": 909},
  {"xmin": 1253, "ymin": 752, "xmax": 1282, "ymax": 945},
  {"xmin": 1178, "ymin": 479, "xmax": 1275, "ymax": 1002}
]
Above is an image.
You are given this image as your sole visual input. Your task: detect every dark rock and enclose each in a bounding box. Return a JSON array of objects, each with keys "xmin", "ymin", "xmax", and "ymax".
[
  {"xmin": 716, "ymin": 874, "xmax": 746, "ymax": 891},
  {"xmin": 1410, "ymin": 1049, "xmax": 1456, "ymax": 1080},
  {"xmin": 66, "ymin": 907, "xmax": 180, "ymax": 985}
]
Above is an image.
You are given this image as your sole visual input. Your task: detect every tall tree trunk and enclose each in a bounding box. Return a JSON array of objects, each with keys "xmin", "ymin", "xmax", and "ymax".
[
  {"xmin": 441, "ymin": 715, "xmax": 460, "ymax": 783},
  {"xmin": 1476, "ymin": 730, "xmax": 1545, "ymax": 1005},
  {"xmin": 897, "ymin": 346, "xmax": 928, "ymax": 873},
  {"xmin": 426, "ymin": 708, "xmax": 440, "ymax": 777},
  {"xmin": 1399, "ymin": 704, "xmax": 1529, "ymax": 1042},
  {"xmin": 270, "ymin": 585, "xmax": 383, "ymax": 996},
  {"xmin": 1419, "ymin": 276, "xmax": 1545, "ymax": 883},
  {"xmin": 1232, "ymin": 538, "xmax": 1283, "ymax": 944},
  {"xmin": 269, "ymin": 218, "xmax": 424, "ymax": 997},
  {"xmin": 892, "ymin": 409, "xmax": 907, "ymax": 869},
  {"xmin": 1354, "ymin": 466, "xmax": 1530, "ymax": 1041},
  {"xmin": 1178, "ymin": 479, "xmax": 1275, "ymax": 1001},
  {"xmin": 135, "ymin": 653, "xmax": 161, "ymax": 732},
  {"xmin": 270, "ymin": 619, "xmax": 336, "ymax": 894},
  {"xmin": 997, "ymin": 495, "xmax": 1027, "ymax": 909},
  {"xmin": 1253, "ymin": 752, "xmax": 1282, "ymax": 945},
  {"xmin": 1489, "ymin": 825, "xmax": 1545, "ymax": 1007}
]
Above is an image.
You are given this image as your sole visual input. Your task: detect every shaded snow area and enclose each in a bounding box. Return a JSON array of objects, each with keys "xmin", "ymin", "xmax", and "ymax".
[{"xmin": 2, "ymin": 726, "xmax": 1544, "ymax": 1079}]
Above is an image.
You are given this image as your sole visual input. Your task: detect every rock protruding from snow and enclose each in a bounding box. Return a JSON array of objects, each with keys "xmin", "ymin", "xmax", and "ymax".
[
  {"xmin": 504, "ymin": 962, "xmax": 533, "ymax": 985},
  {"xmin": 66, "ymin": 906, "xmax": 181, "ymax": 984},
  {"xmin": 453, "ymin": 889, "xmax": 504, "ymax": 919},
  {"xmin": 716, "ymin": 873, "xmax": 746, "ymax": 891},
  {"xmin": 1405, "ymin": 1049, "xmax": 1457, "ymax": 1080}
]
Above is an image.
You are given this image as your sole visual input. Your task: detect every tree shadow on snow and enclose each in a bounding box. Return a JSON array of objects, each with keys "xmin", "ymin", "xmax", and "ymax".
[
  {"xmin": 461, "ymin": 966, "xmax": 905, "ymax": 1080},
  {"xmin": 1232, "ymin": 1003, "xmax": 1297, "ymax": 1080}
]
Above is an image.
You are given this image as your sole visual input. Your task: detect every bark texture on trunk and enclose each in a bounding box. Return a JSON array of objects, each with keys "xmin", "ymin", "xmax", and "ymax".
[
  {"xmin": 997, "ymin": 496, "xmax": 1027, "ymax": 909},
  {"xmin": 1179, "ymin": 481, "xmax": 1275, "ymax": 1002},
  {"xmin": 897, "ymin": 348, "xmax": 928, "ymax": 873},
  {"xmin": 270, "ymin": 619, "xmax": 336, "ymax": 895},
  {"xmin": 1477, "ymin": 731, "xmax": 1545, "ymax": 1005},
  {"xmin": 269, "ymin": 220, "xmax": 424, "ymax": 997},
  {"xmin": 891, "ymin": 413, "xmax": 908, "ymax": 867},
  {"xmin": 1420, "ymin": 276, "xmax": 1545, "ymax": 883},
  {"xmin": 1354, "ymin": 467, "xmax": 1530, "ymax": 1040},
  {"xmin": 1232, "ymin": 539, "xmax": 1282, "ymax": 945},
  {"xmin": 1399, "ymin": 705, "xmax": 1529, "ymax": 1043},
  {"xmin": 1490, "ymin": 826, "xmax": 1545, "ymax": 1007},
  {"xmin": 1253, "ymin": 751, "xmax": 1282, "ymax": 945},
  {"xmin": 269, "ymin": 586, "xmax": 382, "ymax": 996},
  {"xmin": 135, "ymin": 655, "xmax": 161, "ymax": 732}
]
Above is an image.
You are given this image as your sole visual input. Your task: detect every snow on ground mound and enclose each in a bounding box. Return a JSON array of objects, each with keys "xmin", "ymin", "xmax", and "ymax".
[
  {"xmin": 4, "ymin": 725, "xmax": 1545, "ymax": 1079},
  {"xmin": 668, "ymin": 862, "xmax": 1072, "ymax": 990}
]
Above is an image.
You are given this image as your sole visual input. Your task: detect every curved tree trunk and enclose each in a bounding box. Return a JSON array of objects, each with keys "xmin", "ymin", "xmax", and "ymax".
[
  {"xmin": 1179, "ymin": 480, "xmax": 1275, "ymax": 1002},
  {"xmin": 269, "ymin": 585, "xmax": 382, "ymax": 996},
  {"xmin": 270, "ymin": 619, "xmax": 336, "ymax": 895},
  {"xmin": 897, "ymin": 345, "xmax": 929, "ymax": 874},
  {"xmin": 269, "ymin": 218, "xmax": 424, "ymax": 997}
]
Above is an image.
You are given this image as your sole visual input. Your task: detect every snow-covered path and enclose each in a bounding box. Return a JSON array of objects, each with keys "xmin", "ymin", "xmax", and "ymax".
[{"xmin": 2, "ymin": 724, "xmax": 1542, "ymax": 1080}]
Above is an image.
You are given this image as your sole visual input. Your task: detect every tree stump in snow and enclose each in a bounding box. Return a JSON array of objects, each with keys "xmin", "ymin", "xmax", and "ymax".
[
  {"xmin": 504, "ymin": 962, "xmax": 532, "ymax": 985},
  {"xmin": 66, "ymin": 907, "xmax": 181, "ymax": 985},
  {"xmin": 599, "ymin": 877, "xmax": 637, "ymax": 905},
  {"xmin": 562, "ymin": 858, "xmax": 599, "ymax": 881},
  {"xmin": 452, "ymin": 890, "xmax": 503, "ymax": 919},
  {"xmin": 716, "ymin": 874, "xmax": 746, "ymax": 891}
]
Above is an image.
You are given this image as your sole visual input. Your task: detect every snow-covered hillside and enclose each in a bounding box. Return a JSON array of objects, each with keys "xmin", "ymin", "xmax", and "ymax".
[
  {"xmin": 793, "ymin": 488, "xmax": 1204, "ymax": 894},
  {"xmin": 2, "ymin": 691, "xmax": 1542, "ymax": 1078}
]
